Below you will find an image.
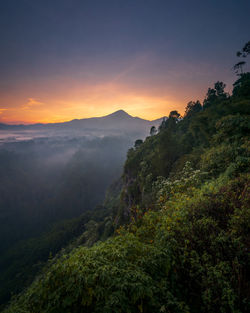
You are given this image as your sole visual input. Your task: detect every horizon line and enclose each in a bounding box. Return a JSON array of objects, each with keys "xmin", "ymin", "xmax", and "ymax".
[{"xmin": 0, "ymin": 109, "xmax": 167, "ymax": 126}]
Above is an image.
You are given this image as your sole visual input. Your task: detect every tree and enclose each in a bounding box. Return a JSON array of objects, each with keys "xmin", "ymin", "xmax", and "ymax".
[
  {"xmin": 233, "ymin": 72, "xmax": 250, "ymax": 98},
  {"xmin": 169, "ymin": 110, "xmax": 181, "ymax": 119},
  {"xmin": 158, "ymin": 117, "xmax": 167, "ymax": 131},
  {"xmin": 214, "ymin": 81, "xmax": 226, "ymax": 96},
  {"xmin": 233, "ymin": 61, "xmax": 246, "ymax": 75},
  {"xmin": 134, "ymin": 139, "xmax": 143, "ymax": 149},
  {"xmin": 203, "ymin": 81, "xmax": 227, "ymax": 109},
  {"xmin": 236, "ymin": 41, "xmax": 250, "ymax": 58},
  {"xmin": 184, "ymin": 101, "xmax": 202, "ymax": 118},
  {"xmin": 233, "ymin": 41, "xmax": 250, "ymax": 75},
  {"xmin": 163, "ymin": 111, "xmax": 181, "ymax": 132},
  {"xmin": 158, "ymin": 111, "xmax": 181, "ymax": 132},
  {"xmin": 150, "ymin": 126, "xmax": 157, "ymax": 136}
]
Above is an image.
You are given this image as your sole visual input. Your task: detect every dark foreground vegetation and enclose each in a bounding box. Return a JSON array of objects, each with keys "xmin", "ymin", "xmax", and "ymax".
[{"xmin": 2, "ymin": 45, "xmax": 250, "ymax": 312}]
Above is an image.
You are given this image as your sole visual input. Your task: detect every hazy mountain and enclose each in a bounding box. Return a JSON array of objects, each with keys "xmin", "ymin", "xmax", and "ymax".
[{"xmin": 0, "ymin": 110, "xmax": 166, "ymax": 137}]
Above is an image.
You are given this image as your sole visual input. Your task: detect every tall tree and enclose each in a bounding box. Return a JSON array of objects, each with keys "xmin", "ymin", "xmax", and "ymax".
[
  {"xmin": 169, "ymin": 110, "xmax": 181, "ymax": 119},
  {"xmin": 237, "ymin": 41, "xmax": 250, "ymax": 57},
  {"xmin": 184, "ymin": 101, "xmax": 202, "ymax": 118},
  {"xmin": 203, "ymin": 81, "xmax": 227, "ymax": 109},
  {"xmin": 233, "ymin": 61, "xmax": 246, "ymax": 75},
  {"xmin": 134, "ymin": 139, "xmax": 143, "ymax": 149},
  {"xmin": 150, "ymin": 126, "xmax": 157, "ymax": 136},
  {"xmin": 233, "ymin": 40, "xmax": 250, "ymax": 75}
]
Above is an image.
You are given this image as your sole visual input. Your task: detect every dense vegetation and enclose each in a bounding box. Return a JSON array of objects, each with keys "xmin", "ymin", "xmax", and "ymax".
[{"xmin": 2, "ymin": 58, "xmax": 250, "ymax": 311}]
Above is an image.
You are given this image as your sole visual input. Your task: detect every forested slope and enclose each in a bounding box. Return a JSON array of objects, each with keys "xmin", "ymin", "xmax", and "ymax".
[{"xmin": 2, "ymin": 72, "xmax": 250, "ymax": 312}]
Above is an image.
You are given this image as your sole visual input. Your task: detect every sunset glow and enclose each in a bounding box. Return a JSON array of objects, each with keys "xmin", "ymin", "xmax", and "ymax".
[
  {"xmin": 0, "ymin": 0, "xmax": 250, "ymax": 309},
  {"xmin": 0, "ymin": 1, "xmax": 249, "ymax": 124},
  {"xmin": 0, "ymin": 82, "xmax": 194, "ymax": 124},
  {"xmin": 0, "ymin": 61, "xmax": 234, "ymax": 124}
]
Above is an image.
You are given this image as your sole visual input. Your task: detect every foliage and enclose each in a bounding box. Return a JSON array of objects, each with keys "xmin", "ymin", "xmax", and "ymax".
[
  {"xmin": 184, "ymin": 101, "xmax": 202, "ymax": 118},
  {"xmin": 3, "ymin": 174, "xmax": 249, "ymax": 312},
  {"xmin": 0, "ymin": 205, "xmax": 115, "ymax": 308},
  {"xmin": 2, "ymin": 61, "xmax": 250, "ymax": 311},
  {"xmin": 233, "ymin": 73, "xmax": 250, "ymax": 98},
  {"xmin": 203, "ymin": 81, "xmax": 228, "ymax": 109},
  {"xmin": 150, "ymin": 126, "xmax": 157, "ymax": 136},
  {"xmin": 234, "ymin": 41, "xmax": 250, "ymax": 74},
  {"xmin": 237, "ymin": 41, "xmax": 250, "ymax": 58},
  {"xmin": 134, "ymin": 139, "xmax": 143, "ymax": 149}
]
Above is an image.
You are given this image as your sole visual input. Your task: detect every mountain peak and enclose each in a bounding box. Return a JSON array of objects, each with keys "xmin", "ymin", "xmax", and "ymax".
[{"xmin": 106, "ymin": 110, "xmax": 131, "ymax": 119}]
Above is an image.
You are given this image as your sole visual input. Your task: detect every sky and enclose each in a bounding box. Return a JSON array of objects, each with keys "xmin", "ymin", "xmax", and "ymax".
[{"xmin": 0, "ymin": 0, "xmax": 250, "ymax": 124}]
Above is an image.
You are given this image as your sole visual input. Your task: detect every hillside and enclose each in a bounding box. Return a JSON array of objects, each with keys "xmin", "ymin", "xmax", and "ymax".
[{"xmin": 2, "ymin": 73, "xmax": 250, "ymax": 312}]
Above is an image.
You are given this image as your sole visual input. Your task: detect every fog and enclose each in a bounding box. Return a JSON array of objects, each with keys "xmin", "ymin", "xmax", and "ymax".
[
  {"xmin": 0, "ymin": 112, "xmax": 166, "ymax": 307},
  {"xmin": 0, "ymin": 128, "xmax": 137, "ymax": 255},
  {"xmin": 0, "ymin": 111, "xmax": 163, "ymax": 306}
]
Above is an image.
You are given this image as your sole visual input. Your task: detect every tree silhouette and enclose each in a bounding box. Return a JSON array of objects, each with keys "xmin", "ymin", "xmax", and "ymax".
[
  {"xmin": 233, "ymin": 61, "xmax": 246, "ymax": 75},
  {"xmin": 236, "ymin": 41, "xmax": 250, "ymax": 58},
  {"xmin": 169, "ymin": 110, "xmax": 181, "ymax": 119},
  {"xmin": 203, "ymin": 81, "xmax": 227, "ymax": 108},
  {"xmin": 150, "ymin": 126, "xmax": 157, "ymax": 136},
  {"xmin": 184, "ymin": 101, "xmax": 202, "ymax": 118},
  {"xmin": 234, "ymin": 41, "xmax": 250, "ymax": 75},
  {"xmin": 134, "ymin": 139, "xmax": 143, "ymax": 149}
]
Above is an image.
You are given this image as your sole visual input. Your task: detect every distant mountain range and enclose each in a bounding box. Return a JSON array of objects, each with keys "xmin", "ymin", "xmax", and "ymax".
[{"xmin": 0, "ymin": 110, "xmax": 166, "ymax": 137}]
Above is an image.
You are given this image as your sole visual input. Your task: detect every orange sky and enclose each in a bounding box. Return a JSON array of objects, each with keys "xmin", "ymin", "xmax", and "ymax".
[
  {"xmin": 0, "ymin": 0, "xmax": 248, "ymax": 125},
  {"xmin": 0, "ymin": 77, "xmax": 207, "ymax": 124},
  {"xmin": 0, "ymin": 53, "xmax": 235, "ymax": 125},
  {"xmin": 0, "ymin": 51, "xmax": 227, "ymax": 125},
  {"xmin": 0, "ymin": 95, "xmax": 194, "ymax": 125}
]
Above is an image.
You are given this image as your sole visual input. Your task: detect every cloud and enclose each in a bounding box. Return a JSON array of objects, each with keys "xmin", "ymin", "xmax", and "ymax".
[
  {"xmin": 0, "ymin": 108, "xmax": 8, "ymax": 115},
  {"xmin": 22, "ymin": 98, "xmax": 44, "ymax": 110}
]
